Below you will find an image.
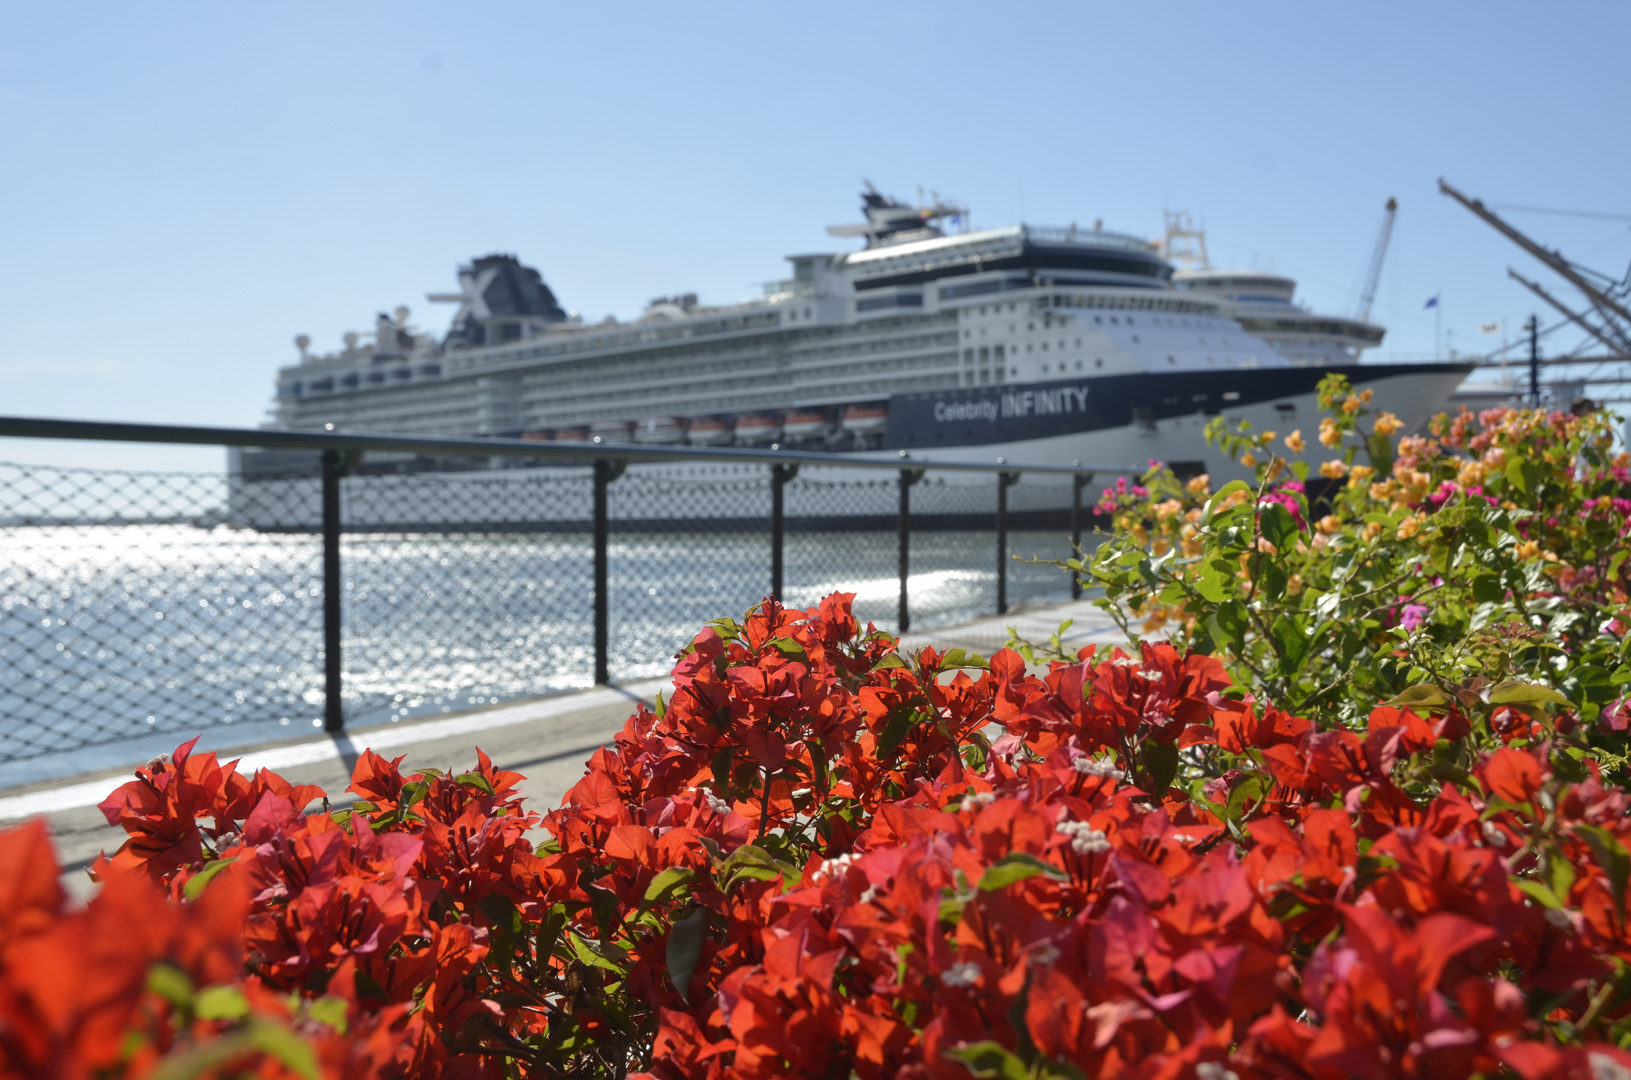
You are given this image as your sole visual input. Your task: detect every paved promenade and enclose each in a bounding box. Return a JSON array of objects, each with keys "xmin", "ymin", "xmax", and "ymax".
[{"xmin": 1, "ymin": 598, "xmax": 1123, "ymax": 892}]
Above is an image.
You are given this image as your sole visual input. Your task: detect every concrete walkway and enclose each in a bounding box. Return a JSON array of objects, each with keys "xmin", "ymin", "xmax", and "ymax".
[{"xmin": 2, "ymin": 598, "xmax": 1125, "ymax": 887}]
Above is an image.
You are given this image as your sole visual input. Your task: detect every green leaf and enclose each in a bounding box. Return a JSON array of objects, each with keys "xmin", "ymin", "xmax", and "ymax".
[
  {"xmin": 718, "ymin": 843, "xmax": 801, "ymax": 892},
  {"xmin": 1366, "ymin": 431, "xmax": 1395, "ymax": 475},
  {"xmin": 306, "ymin": 996, "xmax": 349, "ymax": 1034},
  {"xmin": 876, "ymin": 708, "xmax": 922, "ymax": 759},
  {"xmin": 978, "ymin": 852, "xmax": 1070, "ymax": 892},
  {"xmin": 246, "ymin": 1019, "xmax": 322, "ymax": 1080},
  {"xmin": 1140, "ymin": 739, "xmax": 1180, "ymax": 795},
  {"xmin": 944, "ymin": 1041, "xmax": 1032, "ymax": 1080},
  {"xmin": 643, "ymin": 866, "xmax": 698, "ymax": 906},
  {"xmin": 1487, "ymin": 681, "xmax": 1569, "ymax": 707},
  {"xmin": 1515, "ymin": 878, "xmax": 1563, "ymax": 910},
  {"xmin": 1471, "ymin": 573, "xmax": 1505, "ymax": 605},
  {"xmin": 146, "ymin": 963, "xmax": 193, "ymax": 1007},
  {"xmin": 1576, "ymin": 824, "xmax": 1631, "ymax": 923},
  {"xmin": 1260, "ymin": 563, "xmax": 1289, "ymax": 602},
  {"xmin": 666, "ymin": 905, "xmax": 710, "ymax": 1002},
  {"xmin": 1211, "ymin": 599, "xmax": 1249, "ymax": 656},
  {"xmin": 938, "ymin": 648, "xmax": 990, "ymax": 671},
  {"xmin": 568, "ymin": 932, "xmax": 632, "ymax": 974},
  {"xmin": 454, "ymin": 771, "xmax": 494, "ymax": 794},
  {"xmin": 1194, "ymin": 560, "xmax": 1231, "ymax": 604},
  {"xmin": 182, "ymin": 857, "xmax": 238, "ymax": 902},
  {"xmin": 1258, "ymin": 502, "xmax": 1298, "ymax": 550},
  {"xmin": 1205, "ymin": 481, "xmax": 1251, "ymax": 518},
  {"xmin": 1227, "ymin": 772, "xmax": 1271, "ymax": 826},
  {"xmin": 193, "ymin": 985, "xmax": 250, "ymax": 1021},
  {"xmin": 1383, "ymin": 684, "xmax": 1452, "ymax": 711},
  {"xmin": 1269, "ymin": 613, "xmax": 1312, "ymax": 674},
  {"xmin": 477, "ymin": 893, "xmax": 519, "ymax": 932},
  {"xmin": 765, "ymin": 636, "xmax": 807, "ymax": 659}
]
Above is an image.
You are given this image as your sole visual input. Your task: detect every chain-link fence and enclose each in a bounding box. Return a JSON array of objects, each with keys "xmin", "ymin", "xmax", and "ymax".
[{"xmin": 2, "ymin": 438, "xmax": 1116, "ymax": 770}]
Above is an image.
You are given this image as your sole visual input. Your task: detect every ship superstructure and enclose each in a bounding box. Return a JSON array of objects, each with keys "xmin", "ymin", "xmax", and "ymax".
[{"xmin": 262, "ymin": 187, "xmax": 1469, "ymax": 479}]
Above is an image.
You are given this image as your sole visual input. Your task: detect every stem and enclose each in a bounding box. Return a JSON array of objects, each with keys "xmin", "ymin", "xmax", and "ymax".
[
  {"xmin": 758, "ymin": 766, "xmax": 772, "ymax": 840},
  {"xmin": 1575, "ymin": 979, "xmax": 1616, "ymax": 1038}
]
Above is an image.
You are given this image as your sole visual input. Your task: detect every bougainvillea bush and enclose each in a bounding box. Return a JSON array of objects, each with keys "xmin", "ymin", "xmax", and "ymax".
[
  {"xmin": 6, "ymin": 389, "xmax": 1631, "ymax": 1079},
  {"xmin": 1079, "ymin": 376, "xmax": 1631, "ymax": 733},
  {"xmin": 5, "ymin": 600, "xmax": 1631, "ymax": 1079}
]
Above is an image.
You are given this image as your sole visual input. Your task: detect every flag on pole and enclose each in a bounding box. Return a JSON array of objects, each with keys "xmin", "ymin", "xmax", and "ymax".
[{"xmin": 1425, "ymin": 295, "xmax": 1440, "ymax": 309}]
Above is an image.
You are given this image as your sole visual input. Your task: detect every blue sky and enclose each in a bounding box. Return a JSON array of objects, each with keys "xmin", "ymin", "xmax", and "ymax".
[{"xmin": 2, "ymin": 1, "xmax": 1627, "ymax": 468}]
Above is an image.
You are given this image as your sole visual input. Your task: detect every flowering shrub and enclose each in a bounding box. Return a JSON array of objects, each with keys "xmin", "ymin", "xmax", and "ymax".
[
  {"xmin": 6, "ymin": 583, "xmax": 1631, "ymax": 1078},
  {"xmin": 6, "ymin": 387, "xmax": 1631, "ymax": 1078},
  {"xmin": 1079, "ymin": 375, "xmax": 1631, "ymax": 738}
]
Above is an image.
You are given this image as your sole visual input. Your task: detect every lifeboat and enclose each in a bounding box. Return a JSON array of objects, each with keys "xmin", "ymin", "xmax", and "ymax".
[
  {"xmin": 733, "ymin": 414, "xmax": 782, "ymax": 444},
  {"xmin": 588, "ymin": 419, "xmax": 633, "ymax": 444},
  {"xmin": 686, "ymin": 416, "xmax": 733, "ymax": 445},
  {"xmin": 552, "ymin": 427, "xmax": 589, "ymax": 443},
  {"xmin": 840, "ymin": 403, "xmax": 889, "ymax": 434},
  {"xmin": 633, "ymin": 416, "xmax": 686, "ymax": 444},
  {"xmin": 782, "ymin": 409, "xmax": 831, "ymax": 440}
]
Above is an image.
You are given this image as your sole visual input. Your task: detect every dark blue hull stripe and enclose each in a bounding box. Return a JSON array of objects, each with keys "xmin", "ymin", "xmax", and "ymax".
[{"xmin": 884, "ymin": 363, "xmax": 1473, "ymax": 450}]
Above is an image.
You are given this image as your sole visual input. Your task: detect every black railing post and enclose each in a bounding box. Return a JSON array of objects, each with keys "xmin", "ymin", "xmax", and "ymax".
[
  {"xmin": 996, "ymin": 471, "xmax": 1019, "ymax": 615},
  {"xmin": 770, "ymin": 464, "xmax": 797, "ymax": 601},
  {"xmin": 320, "ymin": 450, "xmax": 345, "ymax": 733},
  {"xmin": 1070, "ymin": 472, "xmax": 1091, "ymax": 600},
  {"xmin": 593, "ymin": 459, "xmax": 611, "ymax": 685},
  {"xmin": 897, "ymin": 468, "xmax": 923, "ymax": 632}
]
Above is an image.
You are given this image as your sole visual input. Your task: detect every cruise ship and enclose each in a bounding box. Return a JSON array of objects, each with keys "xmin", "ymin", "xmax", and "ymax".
[{"xmin": 256, "ymin": 187, "xmax": 1471, "ymax": 484}]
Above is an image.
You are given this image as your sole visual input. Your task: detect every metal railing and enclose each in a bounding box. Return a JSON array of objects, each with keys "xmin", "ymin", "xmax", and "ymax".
[{"xmin": 0, "ymin": 415, "xmax": 1136, "ymax": 763}]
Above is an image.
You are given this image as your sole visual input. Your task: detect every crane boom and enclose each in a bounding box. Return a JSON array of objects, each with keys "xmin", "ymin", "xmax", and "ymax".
[{"xmin": 1356, "ymin": 197, "xmax": 1397, "ymax": 324}]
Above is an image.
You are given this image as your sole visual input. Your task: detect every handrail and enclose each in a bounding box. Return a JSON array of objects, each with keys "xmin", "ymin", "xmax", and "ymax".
[{"xmin": 0, "ymin": 416, "xmax": 1141, "ymax": 477}]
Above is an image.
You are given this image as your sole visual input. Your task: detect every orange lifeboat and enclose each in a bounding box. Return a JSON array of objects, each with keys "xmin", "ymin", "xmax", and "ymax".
[
  {"xmin": 733, "ymin": 414, "xmax": 781, "ymax": 444},
  {"xmin": 840, "ymin": 403, "xmax": 889, "ymax": 434},
  {"xmin": 782, "ymin": 409, "xmax": 831, "ymax": 440},
  {"xmin": 686, "ymin": 416, "xmax": 733, "ymax": 445},
  {"xmin": 633, "ymin": 416, "xmax": 685, "ymax": 444}
]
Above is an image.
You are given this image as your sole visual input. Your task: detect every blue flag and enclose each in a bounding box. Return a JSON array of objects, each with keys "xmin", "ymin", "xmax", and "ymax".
[{"xmin": 1425, "ymin": 295, "xmax": 1440, "ymax": 309}]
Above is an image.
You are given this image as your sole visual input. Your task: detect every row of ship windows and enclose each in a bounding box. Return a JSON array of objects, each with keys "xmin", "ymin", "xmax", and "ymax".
[
  {"xmin": 447, "ymin": 309, "xmax": 948, "ymax": 375},
  {"xmin": 501, "ymin": 336, "xmax": 958, "ymax": 397},
  {"xmin": 446, "ymin": 321, "xmax": 953, "ymax": 386},
  {"xmin": 470, "ymin": 311, "xmax": 786, "ymax": 364},
  {"xmin": 287, "ymin": 319, "xmax": 960, "ymax": 408},
  {"xmin": 525, "ymin": 350, "xmax": 960, "ymax": 408},
  {"xmin": 1042, "ymin": 293, "xmax": 1212, "ymax": 315},
  {"xmin": 524, "ymin": 370, "xmax": 964, "ymax": 427},
  {"xmin": 280, "ymin": 364, "xmax": 443, "ymax": 397},
  {"xmin": 290, "ymin": 334, "xmax": 962, "ymax": 411}
]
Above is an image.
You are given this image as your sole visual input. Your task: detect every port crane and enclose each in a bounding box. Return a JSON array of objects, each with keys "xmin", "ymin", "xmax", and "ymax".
[
  {"xmin": 1440, "ymin": 178, "xmax": 1631, "ymax": 408},
  {"xmin": 1355, "ymin": 197, "xmax": 1397, "ymax": 324}
]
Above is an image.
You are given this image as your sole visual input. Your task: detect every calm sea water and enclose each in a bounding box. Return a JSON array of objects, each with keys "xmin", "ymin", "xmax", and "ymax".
[{"xmin": 0, "ymin": 524, "xmax": 1084, "ymax": 783}]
